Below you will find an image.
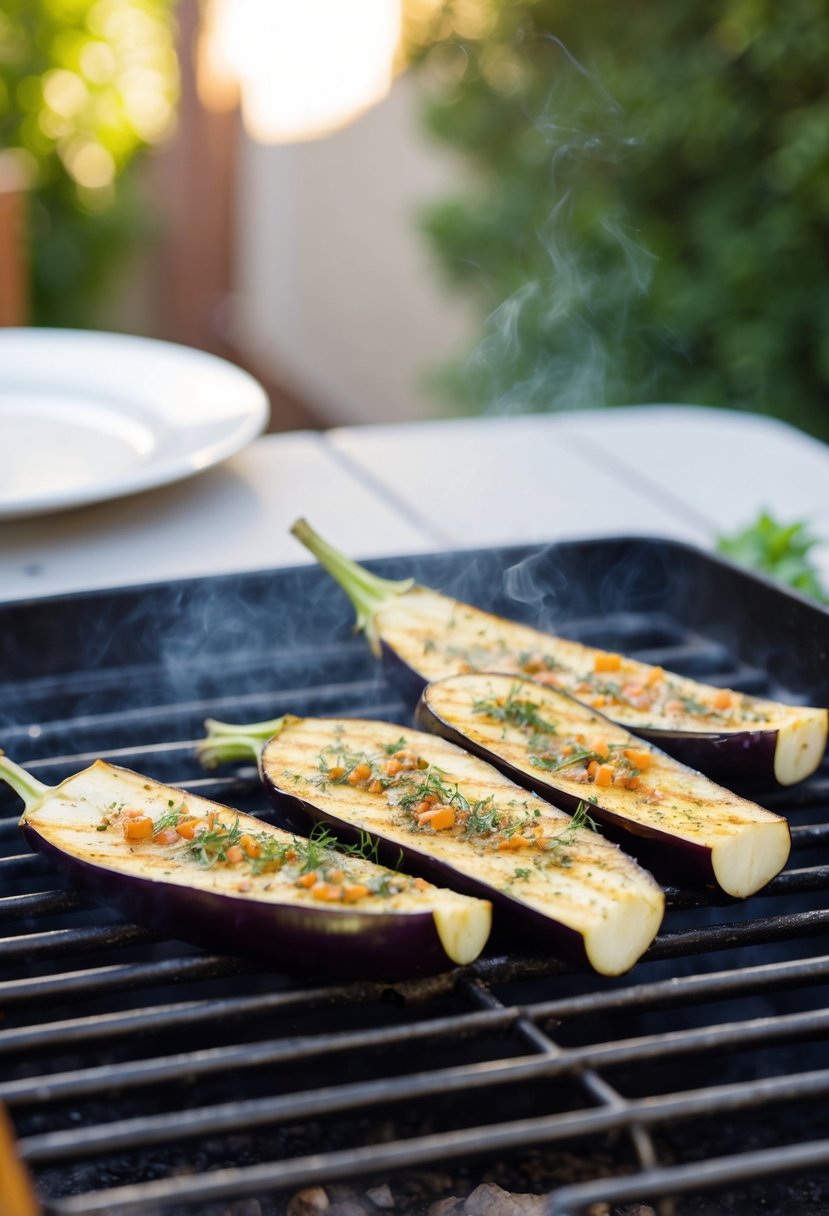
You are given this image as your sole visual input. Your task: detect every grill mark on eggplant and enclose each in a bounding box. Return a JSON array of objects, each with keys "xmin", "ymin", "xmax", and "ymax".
[
  {"xmin": 258, "ymin": 716, "xmax": 665, "ymax": 976},
  {"xmin": 11, "ymin": 760, "xmax": 493, "ymax": 978},
  {"xmin": 289, "ymin": 520, "xmax": 827, "ymax": 788},
  {"xmin": 417, "ymin": 674, "xmax": 792, "ymax": 899}
]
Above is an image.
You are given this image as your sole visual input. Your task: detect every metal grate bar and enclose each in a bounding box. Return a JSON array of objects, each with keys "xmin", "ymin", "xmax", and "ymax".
[
  {"xmin": 42, "ymin": 1069, "xmax": 829, "ymax": 1215},
  {"xmin": 747, "ymin": 865, "xmax": 829, "ymax": 893},
  {"xmin": 4, "ymin": 702, "xmax": 403, "ymax": 775},
  {"xmin": 16, "ymin": 1003, "xmax": 829, "ymax": 1161},
  {"xmin": 763, "ymin": 777, "xmax": 829, "ymax": 811},
  {"xmin": 791, "ymin": 823, "xmax": 829, "ymax": 844},
  {"xmin": 0, "ymin": 891, "xmax": 84, "ymax": 921},
  {"xmin": 662, "ymin": 867, "xmax": 829, "ymax": 908},
  {"xmin": 3, "ymin": 1007, "xmax": 518, "ymax": 1107},
  {"xmin": 458, "ymin": 974, "xmax": 666, "ymax": 1191},
  {"xmin": 522, "ymin": 952, "xmax": 829, "ymax": 1021},
  {"xmin": 7, "ymin": 945, "xmax": 829, "ymax": 1066},
  {"xmin": 0, "ymin": 992, "xmax": 324, "ymax": 1056},
  {"xmin": 645, "ymin": 909, "xmax": 829, "ymax": 958},
  {"xmin": 0, "ymin": 924, "xmax": 154, "ymax": 964},
  {"xmin": 0, "ymin": 978, "xmax": 449, "ymax": 1056},
  {"xmin": 1, "ymin": 676, "xmax": 391, "ymax": 740},
  {"xmin": 548, "ymin": 1138, "xmax": 829, "ymax": 1216},
  {"xmin": 0, "ymin": 853, "xmax": 47, "ymax": 876},
  {"xmin": 0, "ymin": 955, "xmax": 249, "ymax": 1007}
]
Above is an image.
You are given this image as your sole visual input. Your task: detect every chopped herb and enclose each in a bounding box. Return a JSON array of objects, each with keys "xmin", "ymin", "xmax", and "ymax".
[
  {"xmin": 473, "ymin": 686, "xmax": 558, "ymax": 736},
  {"xmin": 398, "ymin": 766, "xmax": 470, "ymax": 812},
  {"xmin": 152, "ymin": 804, "xmax": 185, "ymax": 834},
  {"xmin": 188, "ymin": 817, "xmax": 243, "ymax": 867},
  {"xmin": 513, "ymin": 867, "xmax": 532, "ymax": 881},
  {"xmin": 383, "ymin": 737, "xmax": 409, "ymax": 755},
  {"xmin": 530, "ymin": 742, "xmax": 624, "ymax": 773},
  {"xmin": 538, "ymin": 802, "xmax": 598, "ymax": 859},
  {"xmin": 296, "ymin": 823, "xmax": 342, "ymax": 873},
  {"xmin": 501, "ymin": 812, "xmax": 537, "ymax": 839},
  {"xmin": 530, "ymin": 749, "xmax": 596, "ymax": 773},
  {"xmin": 569, "ymin": 801, "xmax": 599, "ymax": 833},
  {"xmin": 315, "ymin": 745, "xmax": 389, "ymax": 789},
  {"xmin": 588, "ymin": 678, "xmax": 623, "ymax": 698},
  {"xmin": 331, "ymin": 827, "xmax": 388, "ymax": 867},
  {"xmin": 519, "ymin": 651, "xmax": 565, "ymax": 672},
  {"xmin": 462, "ymin": 797, "xmax": 503, "ymax": 837},
  {"xmin": 247, "ymin": 835, "xmax": 294, "ymax": 875}
]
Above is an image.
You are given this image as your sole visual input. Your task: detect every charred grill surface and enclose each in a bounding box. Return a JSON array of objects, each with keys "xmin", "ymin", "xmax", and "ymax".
[{"xmin": 1, "ymin": 538, "xmax": 828, "ymax": 1216}]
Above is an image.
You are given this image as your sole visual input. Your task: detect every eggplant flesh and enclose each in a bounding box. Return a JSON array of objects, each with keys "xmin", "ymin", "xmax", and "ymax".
[
  {"xmin": 253, "ymin": 715, "xmax": 665, "ymax": 977},
  {"xmin": 417, "ymin": 673, "xmax": 792, "ymax": 899},
  {"xmin": 291, "ymin": 519, "xmax": 828, "ymax": 788},
  {"xmin": 12, "ymin": 759, "xmax": 491, "ymax": 979}
]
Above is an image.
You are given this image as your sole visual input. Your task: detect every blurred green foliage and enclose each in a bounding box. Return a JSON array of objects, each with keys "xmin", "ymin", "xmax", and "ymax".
[
  {"xmin": 0, "ymin": 0, "xmax": 178, "ymax": 326},
  {"xmin": 404, "ymin": 0, "xmax": 829, "ymax": 440},
  {"xmin": 717, "ymin": 512, "xmax": 828, "ymax": 602}
]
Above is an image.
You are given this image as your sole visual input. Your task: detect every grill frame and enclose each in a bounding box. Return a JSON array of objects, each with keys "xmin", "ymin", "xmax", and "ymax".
[{"xmin": 1, "ymin": 535, "xmax": 829, "ymax": 1216}]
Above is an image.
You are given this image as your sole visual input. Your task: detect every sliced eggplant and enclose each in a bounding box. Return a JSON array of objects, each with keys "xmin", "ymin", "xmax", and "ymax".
[
  {"xmin": 199, "ymin": 714, "xmax": 665, "ymax": 976},
  {"xmin": 291, "ymin": 518, "xmax": 828, "ymax": 788},
  {"xmin": 1, "ymin": 753, "xmax": 491, "ymax": 979},
  {"xmin": 417, "ymin": 673, "xmax": 791, "ymax": 898}
]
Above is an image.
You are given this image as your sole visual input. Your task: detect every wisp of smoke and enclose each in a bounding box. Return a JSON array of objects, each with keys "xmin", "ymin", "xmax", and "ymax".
[{"xmin": 458, "ymin": 32, "xmax": 657, "ymax": 417}]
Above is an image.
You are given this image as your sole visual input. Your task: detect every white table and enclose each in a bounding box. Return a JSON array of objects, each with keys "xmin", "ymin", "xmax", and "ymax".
[{"xmin": 1, "ymin": 406, "xmax": 827, "ymax": 602}]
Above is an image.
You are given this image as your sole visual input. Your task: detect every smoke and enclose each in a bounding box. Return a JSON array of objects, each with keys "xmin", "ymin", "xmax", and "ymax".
[{"xmin": 435, "ymin": 32, "xmax": 660, "ymax": 417}]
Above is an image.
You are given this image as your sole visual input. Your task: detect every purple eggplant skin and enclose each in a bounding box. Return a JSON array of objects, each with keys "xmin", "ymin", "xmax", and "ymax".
[
  {"xmin": 289, "ymin": 520, "xmax": 826, "ymax": 789},
  {"xmin": 386, "ymin": 645, "xmax": 798, "ymax": 792},
  {"xmin": 21, "ymin": 827, "xmax": 458, "ymax": 981},
  {"xmin": 414, "ymin": 682, "xmax": 791, "ymax": 898},
  {"xmin": 634, "ymin": 727, "xmax": 778, "ymax": 791},
  {"xmin": 8, "ymin": 753, "xmax": 491, "ymax": 979},
  {"xmin": 20, "ymin": 819, "xmax": 461, "ymax": 981},
  {"xmin": 259, "ymin": 777, "xmax": 593, "ymax": 972}
]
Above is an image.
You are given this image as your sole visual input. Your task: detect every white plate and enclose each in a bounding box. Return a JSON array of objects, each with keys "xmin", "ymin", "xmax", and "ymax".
[{"xmin": 0, "ymin": 329, "xmax": 270, "ymax": 520}]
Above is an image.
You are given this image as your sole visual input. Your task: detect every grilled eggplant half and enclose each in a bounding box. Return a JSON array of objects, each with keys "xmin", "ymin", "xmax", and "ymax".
[
  {"xmin": 2, "ymin": 753, "xmax": 491, "ymax": 978},
  {"xmin": 199, "ymin": 715, "xmax": 665, "ymax": 976},
  {"xmin": 417, "ymin": 673, "xmax": 791, "ymax": 898},
  {"xmin": 291, "ymin": 518, "xmax": 828, "ymax": 788}
]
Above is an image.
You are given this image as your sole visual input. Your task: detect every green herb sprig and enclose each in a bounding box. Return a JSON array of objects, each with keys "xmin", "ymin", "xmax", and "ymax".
[
  {"xmin": 473, "ymin": 687, "xmax": 558, "ymax": 736},
  {"xmin": 188, "ymin": 817, "xmax": 243, "ymax": 867},
  {"xmin": 717, "ymin": 512, "xmax": 828, "ymax": 603}
]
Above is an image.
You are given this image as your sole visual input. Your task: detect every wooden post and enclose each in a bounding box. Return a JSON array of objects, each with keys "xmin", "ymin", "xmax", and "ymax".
[
  {"xmin": 145, "ymin": 0, "xmax": 323, "ymax": 431},
  {"xmin": 0, "ymin": 153, "xmax": 29, "ymax": 327}
]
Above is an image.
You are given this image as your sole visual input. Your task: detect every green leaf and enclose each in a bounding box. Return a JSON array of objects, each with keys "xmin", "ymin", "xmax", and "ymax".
[{"xmin": 716, "ymin": 512, "xmax": 828, "ymax": 603}]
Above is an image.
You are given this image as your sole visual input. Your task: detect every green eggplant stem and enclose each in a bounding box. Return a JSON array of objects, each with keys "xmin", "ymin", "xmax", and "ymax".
[
  {"xmin": 290, "ymin": 517, "xmax": 414, "ymax": 655},
  {"xmin": 0, "ymin": 752, "xmax": 52, "ymax": 816},
  {"xmin": 197, "ymin": 716, "xmax": 289, "ymax": 769}
]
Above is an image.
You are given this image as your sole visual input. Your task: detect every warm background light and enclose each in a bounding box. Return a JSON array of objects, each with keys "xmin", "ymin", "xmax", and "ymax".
[{"xmin": 199, "ymin": 0, "xmax": 402, "ymax": 144}]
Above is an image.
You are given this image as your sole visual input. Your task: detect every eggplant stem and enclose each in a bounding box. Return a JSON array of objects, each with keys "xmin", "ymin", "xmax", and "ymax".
[
  {"xmin": 0, "ymin": 752, "xmax": 52, "ymax": 816},
  {"xmin": 291, "ymin": 517, "xmax": 414, "ymax": 656},
  {"xmin": 197, "ymin": 716, "xmax": 288, "ymax": 769}
]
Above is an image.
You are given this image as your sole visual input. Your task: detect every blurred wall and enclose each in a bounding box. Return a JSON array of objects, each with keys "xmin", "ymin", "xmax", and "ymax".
[{"xmin": 231, "ymin": 72, "xmax": 478, "ymax": 426}]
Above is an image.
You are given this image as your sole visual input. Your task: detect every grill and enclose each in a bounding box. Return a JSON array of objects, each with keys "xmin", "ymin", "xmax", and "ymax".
[{"xmin": 2, "ymin": 536, "xmax": 829, "ymax": 1216}]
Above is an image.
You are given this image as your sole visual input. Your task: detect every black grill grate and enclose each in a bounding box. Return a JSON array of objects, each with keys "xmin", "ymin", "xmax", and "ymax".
[{"xmin": 1, "ymin": 537, "xmax": 829, "ymax": 1216}]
